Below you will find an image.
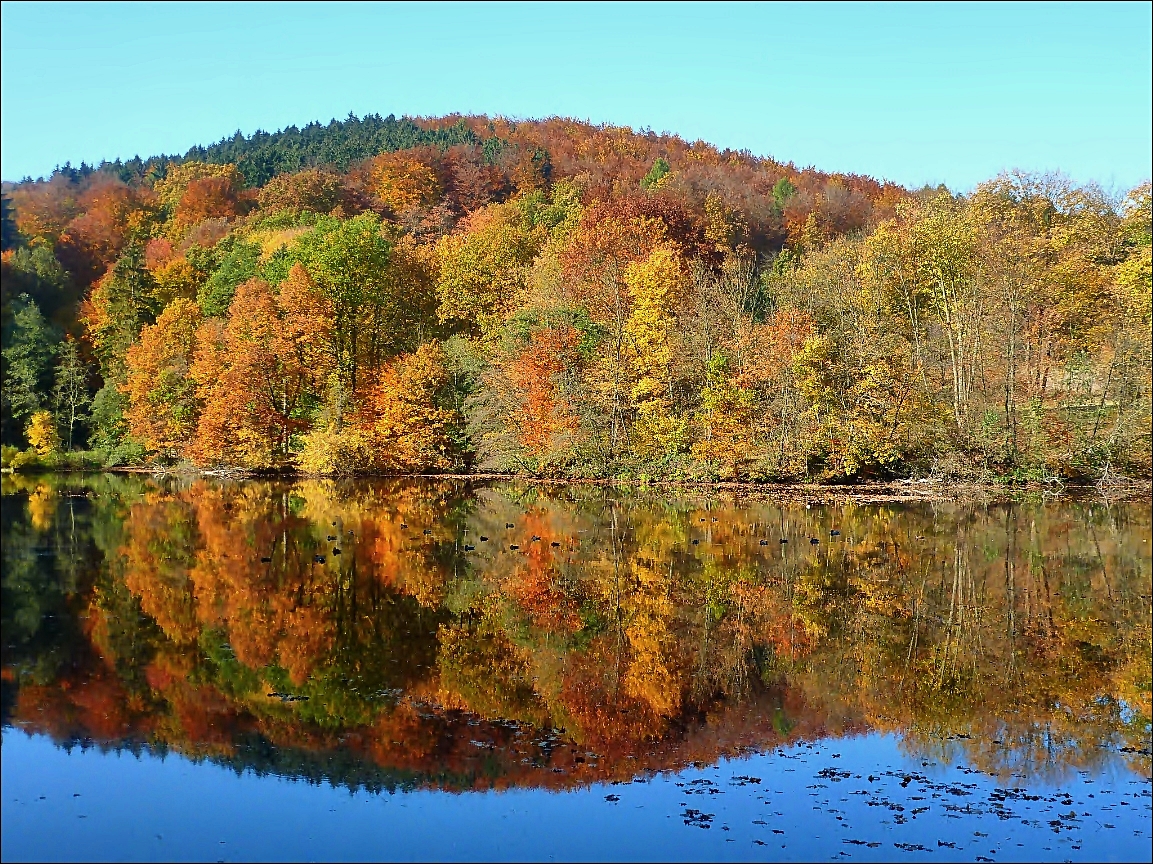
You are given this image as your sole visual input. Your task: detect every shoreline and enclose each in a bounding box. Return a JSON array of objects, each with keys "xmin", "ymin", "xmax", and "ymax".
[{"xmin": 10, "ymin": 466, "xmax": 1150, "ymax": 503}]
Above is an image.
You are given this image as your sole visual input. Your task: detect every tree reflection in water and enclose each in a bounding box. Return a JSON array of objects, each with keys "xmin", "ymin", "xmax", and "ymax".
[{"xmin": 2, "ymin": 474, "xmax": 1149, "ymax": 794}]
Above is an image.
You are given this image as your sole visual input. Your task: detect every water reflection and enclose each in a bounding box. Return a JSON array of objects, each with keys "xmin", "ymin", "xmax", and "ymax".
[{"xmin": 2, "ymin": 474, "xmax": 1150, "ymax": 795}]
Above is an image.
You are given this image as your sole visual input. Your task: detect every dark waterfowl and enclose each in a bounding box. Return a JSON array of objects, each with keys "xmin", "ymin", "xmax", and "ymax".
[{"xmin": 314, "ymin": 555, "xmax": 326, "ymax": 563}]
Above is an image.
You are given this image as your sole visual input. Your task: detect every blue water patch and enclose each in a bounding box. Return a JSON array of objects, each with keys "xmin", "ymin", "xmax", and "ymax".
[{"xmin": 4, "ymin": 729, "xmax": 1149, "ymax": 862}]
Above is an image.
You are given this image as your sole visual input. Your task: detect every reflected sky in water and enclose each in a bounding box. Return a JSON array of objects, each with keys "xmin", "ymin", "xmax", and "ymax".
[{"xmin": 2, "ymin": 474, "xmax": 1151, "ymax": 861}]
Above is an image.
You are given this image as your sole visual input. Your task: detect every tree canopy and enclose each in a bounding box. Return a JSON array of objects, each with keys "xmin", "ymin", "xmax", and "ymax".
[{"xmin": 2, "ymin": 114, "xmax": 1148, "ymax": 481}]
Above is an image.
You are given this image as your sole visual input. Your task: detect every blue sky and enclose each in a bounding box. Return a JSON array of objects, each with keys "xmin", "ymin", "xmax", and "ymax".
[{"xmin": 1, "ymin": 1, "xmax": 1149, "ymax": 191}]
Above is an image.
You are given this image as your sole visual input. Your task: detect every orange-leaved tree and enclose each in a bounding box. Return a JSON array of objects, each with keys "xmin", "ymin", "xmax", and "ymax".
[
  {"xmin": 122, "ymin": 298, "xmax": 203, "ymax": 460},
  {"xmin": 559, "ymin": 209, "xmax": 670, "ymax": 460},
  {"xmin": 189, "ymin": 269, "xmax": 331, "ymax": 468},
  {"xmin": 506, "ymin": 324, "xmax": 584, "ymax": 461},
  {"xmin": 365, "ymin": 152, "xmax": 442, "ymax": 215}
]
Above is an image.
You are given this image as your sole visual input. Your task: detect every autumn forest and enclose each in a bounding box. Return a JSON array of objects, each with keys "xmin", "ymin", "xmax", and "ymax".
[{"xmin": 2, "ymin": 113, "xmax": 1150, "ymax": 482}]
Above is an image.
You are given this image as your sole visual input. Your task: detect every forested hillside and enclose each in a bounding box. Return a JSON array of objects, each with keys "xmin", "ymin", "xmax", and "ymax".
[{"xmin": 2, "ymin": 113, "xmax": 1149, "ymax": 481}]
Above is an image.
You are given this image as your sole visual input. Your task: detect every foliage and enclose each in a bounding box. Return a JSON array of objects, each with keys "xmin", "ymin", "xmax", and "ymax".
[
  {"xmin": 640, "ymin": 157, "xmax": 671, "ymax": 190},
  {"xmin": 190, "ymin": 272, "xmax": 331, "ymax": 469},
  {"xmin": 122, "ymin": 298, "xmax": 202, "ymax": 459},
  {"xmin": 52, "ymin": 338, "xmax": 91, "ymax": 451},
  {"xmin": 198, "ymin": 239, "xmax": 261, "ymax": 318},
  {"xmin": 1, "ymin": 116, "xmax": 1147, "ymax": 480},
  {"xmin": 25, "ymin": 410, "xmax": 60, "ymax": 455},
  {"xmin": 435, "ymin": 197, "xmax": 548, "ymax": 336},
  {"xmin": 2, "ymin": 294, "xmax": 60, "ymax": 445}
]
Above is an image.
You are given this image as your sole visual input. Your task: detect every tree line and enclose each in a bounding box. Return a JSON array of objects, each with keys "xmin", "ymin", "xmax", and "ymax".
[{"xmin": 2, "ymin": 114, "xmax": 1149, "ymax": 481}]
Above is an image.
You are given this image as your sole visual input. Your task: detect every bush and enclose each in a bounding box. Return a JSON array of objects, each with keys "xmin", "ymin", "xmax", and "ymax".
[
  {"xmin": 297, "ymin": 426, "xmax": 365, "ymax": 475},
  {"xmin": 99, "ymin": 440, "xmax": 148, "ymax": 468},
  {"xmin": 4, "ymin": 447, "xmax": 110, "ymax": 472}
]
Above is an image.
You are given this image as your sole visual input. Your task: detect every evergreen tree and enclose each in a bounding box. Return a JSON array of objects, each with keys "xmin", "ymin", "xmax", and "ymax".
[
  {"xmin": 0, "ymin": 192, "xmax": 20, "ymax": 251},
  {"xmin": 1, "ymin": 295, "xmax": 60, "ymax": 445}
]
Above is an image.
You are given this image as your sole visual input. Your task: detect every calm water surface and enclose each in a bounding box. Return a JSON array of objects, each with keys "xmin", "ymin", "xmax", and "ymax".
[{"xmin": 2, "ymin": 474, "xmax": 1150, "ymax": 862}]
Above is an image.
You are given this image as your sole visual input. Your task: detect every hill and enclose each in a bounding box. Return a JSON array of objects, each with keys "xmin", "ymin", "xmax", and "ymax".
[{"xmin": 1, "ymin": 113, "xmax": 1149, "ymax": 481}]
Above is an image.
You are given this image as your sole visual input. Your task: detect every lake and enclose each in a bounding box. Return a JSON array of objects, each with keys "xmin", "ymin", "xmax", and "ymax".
[{"xmin": 2, "ymin": 474, "xmax": 1150, "ymax": 862}]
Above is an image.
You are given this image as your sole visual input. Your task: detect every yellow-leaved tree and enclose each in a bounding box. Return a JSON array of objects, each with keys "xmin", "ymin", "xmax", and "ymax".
[
  {"xmin": 299, "ymin": 343, "xmax": 458, "ymax": 475},
  {"xmin": 26, "ymin": 410, "xmax": 60, "ymax": 456},
  {"xmin": 623, "ymin": 244, "xmax": 687, "ymax": 458},
  {"xmin": 435, "ymin": 200, "xmax": 547, "ymax": 337}
]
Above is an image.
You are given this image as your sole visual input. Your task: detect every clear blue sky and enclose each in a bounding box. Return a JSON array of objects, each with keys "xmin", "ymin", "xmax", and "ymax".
[{"xmin": 2, "ymin": 1, "xmax": 1150, "ymax": 191}]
